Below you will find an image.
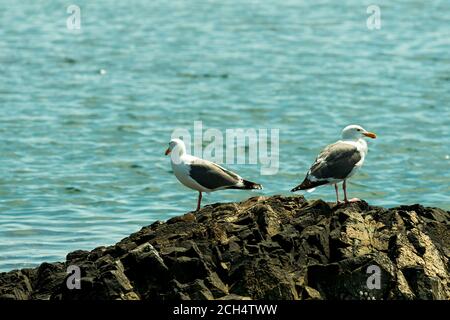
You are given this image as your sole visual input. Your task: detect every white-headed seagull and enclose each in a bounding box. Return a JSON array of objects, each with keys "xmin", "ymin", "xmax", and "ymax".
[
  {"xmin": 165, "ymin": 138, "xmax": 263, "ymax": 211},
  {"xmin": 291, "ymin": 125, "xmax": 377, "ymax": 204}
]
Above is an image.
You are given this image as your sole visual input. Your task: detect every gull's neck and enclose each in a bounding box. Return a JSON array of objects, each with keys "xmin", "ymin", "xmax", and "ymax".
[
  {"xmin": 171, "ymin": 144, "xmax": 188, "ymax": 164},
  {"xmin": 342, "ymin": 137, "xmax": 368, "ymax": 151},
  {"xmin": 358, "ymin": 137, "xmax": 367, "ymax": 147}
]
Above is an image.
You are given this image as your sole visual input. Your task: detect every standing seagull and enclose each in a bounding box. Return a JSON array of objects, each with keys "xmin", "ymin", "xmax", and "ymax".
[
  {"xmin": 165, "ymin": 138, "xmax": 263, "ymax": 211},
  {"xmin": 291, "ymin": 125, "xmax": 376, "ymax": 204}
]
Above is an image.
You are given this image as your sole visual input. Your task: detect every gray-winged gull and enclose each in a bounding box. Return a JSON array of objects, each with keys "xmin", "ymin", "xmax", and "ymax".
[
  {"xmin": 291, "ymin": 125, "xmax": 377, "ymax": 203},
  {"xmin": 165, "ymin": 138, "xmax": 263, "ymax": 211}
]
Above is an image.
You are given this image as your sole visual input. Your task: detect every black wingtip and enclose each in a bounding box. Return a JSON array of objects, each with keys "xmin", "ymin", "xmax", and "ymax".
[
  {"xmin": 292, "ymin": 179, "xmax": 328, "ymax": 192},
  {"xmin": 243, "ymin": 180, "xmax": 263, "ymax": 190},
  {"xmin": 254, "ymin": 184, "xmax": 263, "ymax": 190}
]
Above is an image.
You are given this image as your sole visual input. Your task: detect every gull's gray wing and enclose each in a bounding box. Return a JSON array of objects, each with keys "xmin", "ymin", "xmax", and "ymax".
[
  {"xmin": 188, "ymin": 159, "xmax": 241, "ymax": 190},
  {"xmin": 308, "ymin": 142, "xmax": 362, "ymax": 180}
]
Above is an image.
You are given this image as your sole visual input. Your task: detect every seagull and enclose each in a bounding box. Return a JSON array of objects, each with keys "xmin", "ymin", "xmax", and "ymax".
[
  {"xmin": 165, "ymin": 138, "xmax": 263, "ymax": 211},
  {"xmin": 291, "ymin": 125, "xmax": 377, "ymax": 204}
]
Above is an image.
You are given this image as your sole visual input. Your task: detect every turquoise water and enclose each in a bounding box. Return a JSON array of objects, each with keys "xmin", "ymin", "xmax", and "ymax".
[{"xmin": 0, "ymin": 0, "xmax": 449, "ymax": 271}]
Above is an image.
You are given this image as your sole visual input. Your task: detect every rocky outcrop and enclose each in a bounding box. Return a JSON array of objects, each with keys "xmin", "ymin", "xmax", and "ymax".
[{"xmin": 0, "ymin": 196, "xmax": 449, "ymax": 300}]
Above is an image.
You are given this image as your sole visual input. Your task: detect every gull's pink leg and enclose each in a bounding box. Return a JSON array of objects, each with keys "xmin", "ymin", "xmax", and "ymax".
[
  {"xmin": 196, "ymin": 191, "xmax": 202, "ymax": 211},
  {"xmin": 343, "ymin": 180, "xmax": 348, "ymax": 203},
  {"xmin": 343, "ymin": 180, "xmax": 360, "ymax": 203},
  {"xmin": 334, "ymin": 184, "xmax": 340, "ymax": 204}
]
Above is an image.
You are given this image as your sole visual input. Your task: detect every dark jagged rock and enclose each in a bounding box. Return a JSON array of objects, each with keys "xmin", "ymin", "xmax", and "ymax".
[{"xmin": 0, "ymin": 196, "xmax": 448, "ymax": 300}]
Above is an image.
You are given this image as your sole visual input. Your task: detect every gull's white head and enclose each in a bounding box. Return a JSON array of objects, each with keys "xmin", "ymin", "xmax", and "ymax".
[
  {"xmin": 165, "ymin": 138, "xmax": 186, "ymax": 156},
  {"xmin": 341, "ymin": 125, "xmax": 377, "ymax": 141}
]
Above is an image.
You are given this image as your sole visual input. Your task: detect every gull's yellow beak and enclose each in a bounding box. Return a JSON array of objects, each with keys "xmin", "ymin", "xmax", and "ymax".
[
  {"xmin": 165, "ymin": 148, "xmax": 171, "ymax": 155},
  {"xmin": 363, "ymin": 132, "xmax": 377, "ymax": 139}
]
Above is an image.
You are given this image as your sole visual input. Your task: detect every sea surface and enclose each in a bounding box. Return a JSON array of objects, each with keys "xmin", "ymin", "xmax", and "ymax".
[{"xmin": 0, "ymin": 0, "xmax": 449, "ymax": 271}]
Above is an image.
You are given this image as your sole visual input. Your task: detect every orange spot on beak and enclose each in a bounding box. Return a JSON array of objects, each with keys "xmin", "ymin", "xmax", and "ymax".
[
  {"xmin": 363, "ymin": 132, "xmax": 377, "ymax": 139},
  {"xmin": 165, "ymin": 148, "xmax": 171, "ymax": 155}
]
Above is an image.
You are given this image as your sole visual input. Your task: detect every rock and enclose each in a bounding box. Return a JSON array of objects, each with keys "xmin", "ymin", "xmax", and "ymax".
[
  {"xmin": 31, "ymin": 262, "xmax": 66, "ymax": 300},
  {"xmin": 0, "ymin": 196, "xmax": 448, "ymax": 300},
  {"xmin": 178, "ymin": 279, "xmax": 214, "ymax": 300},
  {"xmin": 300, "ymin": 286, "xmax": 322, "ymax": 300},
  {"xmin": 217, "ymin": 294, "xmax": 251, "ymax": 300},
  {"xmin": 229, "ymin": 256, "xmax": 299, "ymax": 299},
  {"xmin": 0, "ymin": 270, "xmax": 34, "ymax": 300},
  {"xmin": 307, "ymin": 253, "xmax": 396, "ymax": 300}
]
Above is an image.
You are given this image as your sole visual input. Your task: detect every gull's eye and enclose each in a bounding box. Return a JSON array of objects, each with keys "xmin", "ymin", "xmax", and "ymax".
[{"xmin": 357, "ymin": 128, "xmax": 361, "ymax": 132}]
